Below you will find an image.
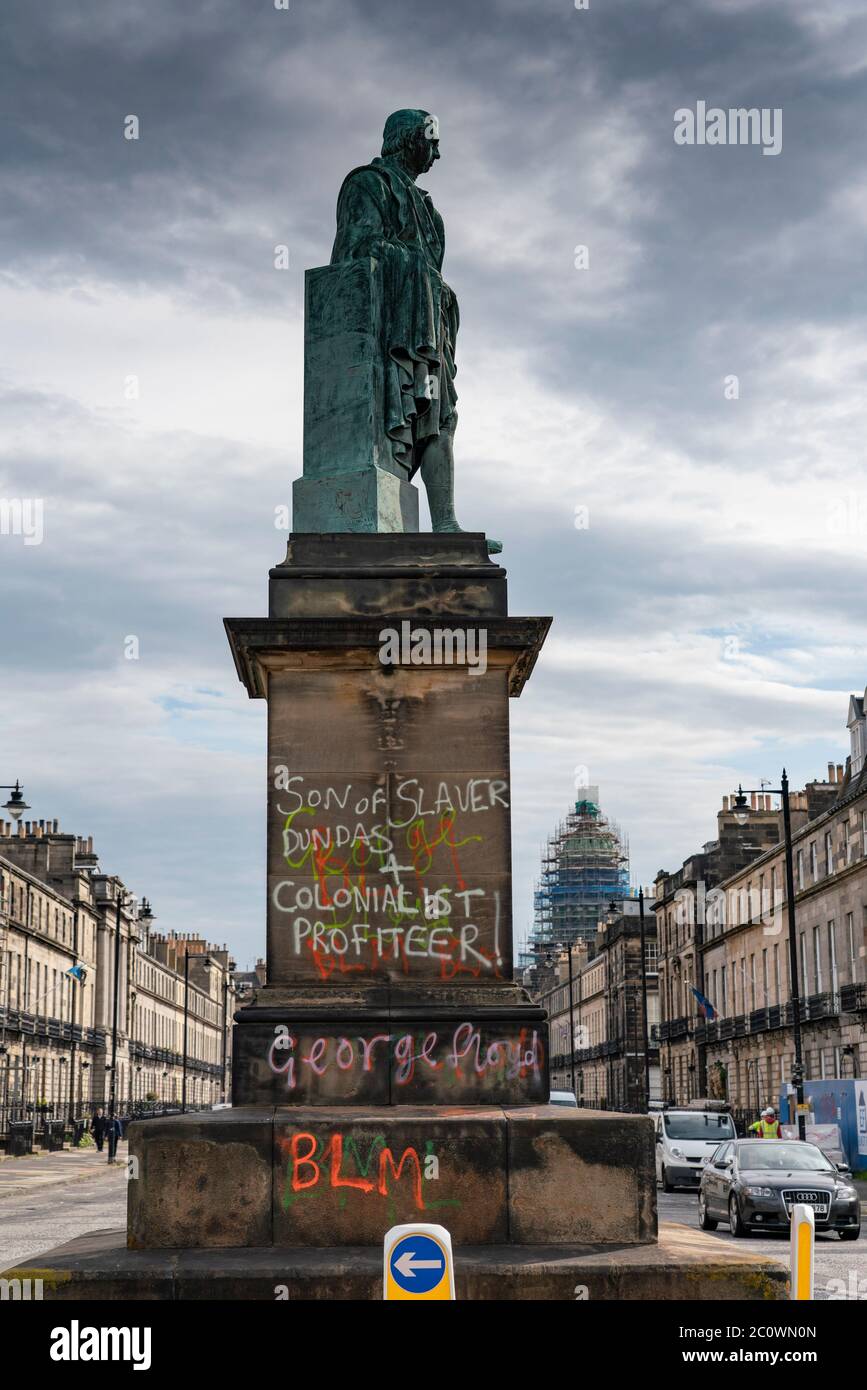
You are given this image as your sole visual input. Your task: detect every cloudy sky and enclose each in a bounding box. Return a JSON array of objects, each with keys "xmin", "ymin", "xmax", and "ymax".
[{"xmin": 2, "ymin": 0, "xmax": 866, "ymax": 967}]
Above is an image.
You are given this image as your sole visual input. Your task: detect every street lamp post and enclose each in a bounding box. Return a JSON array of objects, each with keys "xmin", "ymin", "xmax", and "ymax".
[
  {"xmin": 638, "ymin": 888, "xmax": 652, "ymax": 1111},
  {"xmin": 731, "ymin": 771, "xmax": 806, "ymax": 1140},
  {"xmin": 546, "ymin": 941, "xmax": 576, "ymax": 1097},
  {"xmin": 182, "ymin": 952, "xmax": 213, "ymax": 1114},
  {"xmin": 181, "ymin": 951, "xmax": 191, "ymax": 1114},
  {"xmin": 565, "ymin": 944, "xmax": 575, "ymax": 1097},
  {"xmin": 107, "ymin": 886, "xmax": 127, "ymax": 1164},
  {"xmin": 220, "ymin": 975, "xmax": 229, "ymax": 1104}
]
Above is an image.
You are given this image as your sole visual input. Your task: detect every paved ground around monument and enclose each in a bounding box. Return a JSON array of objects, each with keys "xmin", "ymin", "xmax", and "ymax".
[
  {"xmin": 2, "ymin": 1169, "xmax": 865, "ymax": 1298},
  {"xmin": 658, "ymin": 1188, "xmax": 867, "ymax": 1300},
  {"xmin": 0, "ymin": 1142, "xmax": 128, "ymax": 1200},
  {"xmin": 0, "ymin": 1152, "xmax": 128, "ymax": 1267}
]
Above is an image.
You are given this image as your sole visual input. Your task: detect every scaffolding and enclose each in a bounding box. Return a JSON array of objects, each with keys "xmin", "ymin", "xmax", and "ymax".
[{"xmin": 522, "ymin": 788, "xmax": 629, "ymax": 966}]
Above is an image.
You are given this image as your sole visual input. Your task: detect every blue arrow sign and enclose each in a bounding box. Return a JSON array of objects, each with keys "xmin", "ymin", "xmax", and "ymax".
[{"xmin": 389, "ymin": 1233, "xmax": 446, "ymax": 1294}]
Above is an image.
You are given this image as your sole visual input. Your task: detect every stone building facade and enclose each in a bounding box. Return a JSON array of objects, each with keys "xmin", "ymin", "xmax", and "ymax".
[
  {"xmin": 0, "ymin": 818, "xmax": 238, "ymax": 1130},
  {"xmin": 538, "ymin": 898, "xmax": 660, "ymax": 1110},
  {"xmin": 133, "ymin": 931, "xmax": 235, "ymax": 1108},
  {"xmin": 655, "ymin": 685, "xmax": 867, "ymax": 1115},
  {"xmin": 700, "ymin": 762, "xmax": 867, "ymax": 1114}
]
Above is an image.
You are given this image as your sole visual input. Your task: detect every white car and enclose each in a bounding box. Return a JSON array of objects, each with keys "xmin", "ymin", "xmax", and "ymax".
[
  {"xmin": 654, "ymin": 1107, "xmax": 736, "ymax": 1191},
  {"xmin": 549, "ymin": 1089, "xmax": 579, "ymax": 1107}
]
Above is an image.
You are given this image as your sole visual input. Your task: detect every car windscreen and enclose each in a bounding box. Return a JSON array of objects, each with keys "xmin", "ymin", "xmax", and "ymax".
[
  {"xmin": 736, "ymin": 1142, "xmax": 835, "ymax": 1172},
  {"xmin": 663, "ymin": 1113, "xmax": 736, "ymax": 1140}
]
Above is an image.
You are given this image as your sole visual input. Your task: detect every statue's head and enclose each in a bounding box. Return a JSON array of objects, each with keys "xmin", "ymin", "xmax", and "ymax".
[{"xmin": 381, "ymin": 109, "xmax": 440, "ymax": 177}]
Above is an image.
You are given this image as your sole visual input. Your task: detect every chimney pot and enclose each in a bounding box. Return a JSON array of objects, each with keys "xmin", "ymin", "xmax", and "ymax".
[
  {"xmin": 53, "ymin": 820, "xmax": 58, "ymax": 832},
  {"xmin": 722, "ymin": 795, "xmax": 729, "ymax": 811},
  {"xmin": 750, "ymin": 792, "xmax": 757, "ymax": 810},
  {"xmin": 837, "ymin": 765, "xmax": 844, "ymax": 782}
]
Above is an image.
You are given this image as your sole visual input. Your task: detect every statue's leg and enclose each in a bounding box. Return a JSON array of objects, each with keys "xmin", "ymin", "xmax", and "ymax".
[
  {"xmin": 419, "ymin": 411, "xmax": 462, "ymax": 533},
  {"xmin": 419, "ymin": 412, "xmax": 503, "ymax": 553}
]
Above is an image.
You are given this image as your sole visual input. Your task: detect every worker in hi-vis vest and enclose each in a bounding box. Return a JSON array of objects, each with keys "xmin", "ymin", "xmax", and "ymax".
[{"xmin": 749, "ymin": 1106, "xmax": 783, "ymax": 1138}]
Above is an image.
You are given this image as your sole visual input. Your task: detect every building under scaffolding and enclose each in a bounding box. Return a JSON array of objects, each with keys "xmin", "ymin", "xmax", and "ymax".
[{"xmin": 523, "ymin": 788, "xmax": 629, "ymax": 968}]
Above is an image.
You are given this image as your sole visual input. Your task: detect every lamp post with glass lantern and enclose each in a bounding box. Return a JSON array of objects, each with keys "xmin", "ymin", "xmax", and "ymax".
[
  {"xmin": 182, "ymin": 951, "xmax": 213, "ymax": 1113},
  {"xmin": 1, "ymin": 782, "xmax": 30, "ymax": 823},
  {"xmin": 730, "ymin": 774, "xmax": 806, "ymax": 1140},
  {"xmin": 545, "ymin": 941, "xmax": 576, "ymax": 1097}
]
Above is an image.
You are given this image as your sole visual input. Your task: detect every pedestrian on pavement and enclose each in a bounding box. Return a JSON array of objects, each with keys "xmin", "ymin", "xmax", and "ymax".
[
  {"xmin": 107, "ymin": 1114, "xmax": 123, "ymax": 1163},
  {"xmin": 748, "ymin": 1106, "xmax": 783, "ymax": 1138},
  {"xmin": 91, "ymin": 1107, "xmax": 107, "ymax": 1152}
]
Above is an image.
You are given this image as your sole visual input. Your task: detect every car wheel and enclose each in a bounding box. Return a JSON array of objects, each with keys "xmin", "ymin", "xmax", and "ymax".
[
  {"xmin": 839, "ymin": 1227, "xmax": 861, "ymax": 1242},
  {"xmin": 662, "ymin": 1166, "xmax": 674, "ymax": 1193},
  {"xmin": 729, "ymin": 1194, "xmax": 748, "ymax": 1237},
  {"xmin": 698, "ymin": 1192, "xmax": 718, "ymax": 1231}
]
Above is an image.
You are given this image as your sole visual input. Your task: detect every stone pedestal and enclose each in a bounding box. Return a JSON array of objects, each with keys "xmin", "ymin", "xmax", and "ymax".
[{"xmin": 224, "ymin": 532, "xmax": 551, "ymax": 1111}]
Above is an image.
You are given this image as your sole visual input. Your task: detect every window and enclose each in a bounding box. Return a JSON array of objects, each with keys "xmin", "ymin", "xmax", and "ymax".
[
  {"xmin": 848, "ymin": 913, "xmax": 857, "ymax": 983},
  {"xmin": 810, "ymin": 841, "xmax": 818, "ymax": 880},
  {"xmin": 800, "ymin": 933, "xmax": 808, "ymax": 993},
  {"xmin": 862, "ymin": 810, "xmax": 867, "ymax": 859},
  {"xmin": 825, "ymin": 830, "xmax": 834, "ymax": 876},
  {"xmin": 773, "ymin": 945, "xmax": 781, "ymax": 1005},
  {"xmin": 813, "ymin": 926, "xmax": 822, "ymax": 993},
  {"xmin": 829, "ymin": 921, "xmax": 838, "ymax": 995},
  {"xmin": 750, "ymin": 954, "xmax": 757, "ymax": 1010},
  {"xmin": 797, "ymin": 850, "xmax": 805, "ymax": 890},
  {"xmin": 741, "ymin": 957, "xmax": 748, "ymax": 1011},
  {"xmin": 759, "ymin": 873, "xmax": 767, "ymax": 926},
  {"xmin": 844, "ymin": 819, "xmax": 853, "ymax": 864},
  {"xmin": 721, "ymin": 965, "xmax": 728, "ymax": 1014},
  {"xmin": 762, "ymin": 949, "xmax": 769, "ymax": 1007}
]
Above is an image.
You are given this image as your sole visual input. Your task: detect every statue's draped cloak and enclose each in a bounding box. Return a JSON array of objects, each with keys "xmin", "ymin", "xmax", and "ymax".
[{"xmin": 330, "ymin": 156, "xmax": 458, "ymax": 477}]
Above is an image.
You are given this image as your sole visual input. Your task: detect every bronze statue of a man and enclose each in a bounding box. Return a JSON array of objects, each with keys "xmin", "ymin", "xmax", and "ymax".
[{"xmin": 331, "ymin": 110, "xmax": 498, "ymax": 550}]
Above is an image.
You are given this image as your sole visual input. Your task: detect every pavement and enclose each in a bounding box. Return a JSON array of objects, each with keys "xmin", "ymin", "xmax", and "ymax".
[
  {"xmin": 0, "ymin": 1142, "xmax": 128, "ymax": 1199},
  {"xmin": 0, "ymin": 1150, "xmax": 863, "ymax": 1298}
]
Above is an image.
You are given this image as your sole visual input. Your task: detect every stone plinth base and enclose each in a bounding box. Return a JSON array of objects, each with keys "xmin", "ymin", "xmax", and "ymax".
[
  {"xmin": 3, "ymin": 1226, "xmax": 788, "ymax": 1301},
  {"xmin": 125, "ymin": 1106, "xmax": 655, "ymax": 1251},
  {"xmin": 267, "ymin": 532, "xmax": 507, "ymax": 620},
  {"xmin": 292, "ymin": 470, "xmax": 418, "ymax": 536}
]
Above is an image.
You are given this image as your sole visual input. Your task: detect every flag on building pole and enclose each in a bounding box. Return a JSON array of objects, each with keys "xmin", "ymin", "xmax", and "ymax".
[
  {"xmin": 66, "ymin": 964, "xmax": 87, "ymax": 983},
  {"xmin": 691, "ymin": 986, "xmax": 716, "ymax": 1021}
]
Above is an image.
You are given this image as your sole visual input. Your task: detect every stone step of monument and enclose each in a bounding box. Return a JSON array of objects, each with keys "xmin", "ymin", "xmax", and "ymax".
[{"xmin": 2, "ymin": 1225, "xmax": 788, "ymax": 1301}]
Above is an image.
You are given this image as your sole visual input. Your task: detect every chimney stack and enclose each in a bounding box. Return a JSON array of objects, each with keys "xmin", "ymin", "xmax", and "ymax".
[{"xmin": 837, "ymin": 765, "xmax": 844, "ymax": 783}]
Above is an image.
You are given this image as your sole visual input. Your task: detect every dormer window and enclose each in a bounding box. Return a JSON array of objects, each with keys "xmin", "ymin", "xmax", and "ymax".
[{"xmin": 848, "ymin": 689, "xmax": 866, "ymax": 776}]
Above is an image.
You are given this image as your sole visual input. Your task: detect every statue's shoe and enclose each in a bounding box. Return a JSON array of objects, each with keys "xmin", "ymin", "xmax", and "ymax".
[{"xmin": 431, "ymin": 523, "xmax": 503, "ymax": 555}]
